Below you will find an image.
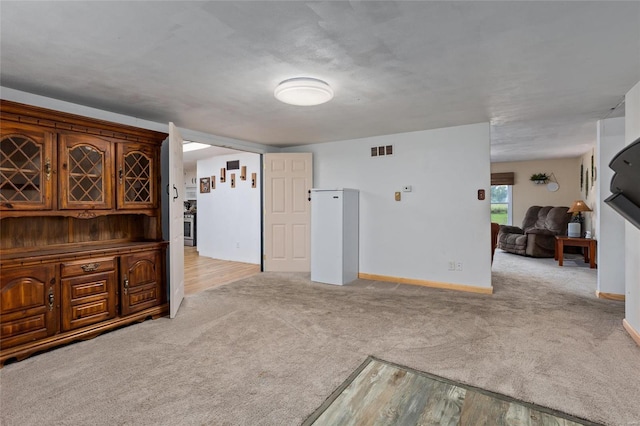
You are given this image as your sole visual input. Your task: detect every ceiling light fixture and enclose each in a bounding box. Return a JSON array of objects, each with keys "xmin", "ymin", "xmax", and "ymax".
[{"xmin": 274, "ymin": 77, "xmax": 334, "ymax": 106}]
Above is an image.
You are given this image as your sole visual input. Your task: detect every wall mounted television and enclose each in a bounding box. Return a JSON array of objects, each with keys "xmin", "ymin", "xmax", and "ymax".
[{"xmin": 605, "ymin": 135, "xmax": 640, "ymax": 230}]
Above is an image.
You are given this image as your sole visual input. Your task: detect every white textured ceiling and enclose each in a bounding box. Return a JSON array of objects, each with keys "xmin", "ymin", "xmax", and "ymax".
[
  {"xmin": 183, "ymin": 144, "xmax": 243, "ymax": 170},
  {"xmin": 1, "ymin": 1, "xmax": 638, "ymax": 162}
]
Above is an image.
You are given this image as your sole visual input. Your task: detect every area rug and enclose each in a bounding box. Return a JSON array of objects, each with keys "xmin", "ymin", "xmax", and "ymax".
[{"xmin": 303, "ymin": 356, "xmax": 602, "ymax": 426}]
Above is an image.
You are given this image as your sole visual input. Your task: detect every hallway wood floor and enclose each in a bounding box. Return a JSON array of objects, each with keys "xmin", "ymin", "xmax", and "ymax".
[{"xmin": 184, "ymin": 246, "xmax": 261, "ymax": 295}]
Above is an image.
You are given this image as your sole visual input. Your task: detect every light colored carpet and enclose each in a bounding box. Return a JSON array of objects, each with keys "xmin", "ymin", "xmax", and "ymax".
[{"xmin": 1, "ymin": 250, "xmax": 638, "ymax": 425}]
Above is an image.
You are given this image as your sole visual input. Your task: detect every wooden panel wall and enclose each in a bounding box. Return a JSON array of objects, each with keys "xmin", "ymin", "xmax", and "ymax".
[
  {"xmin": 1, "ymin": 217, "xmax": 69, "ymax": 249},
  {"xmin": 70, "ymin": 216, "xmax": 145, "ymax": 243},
  {"xmin": 1, "ymin": 215, "xmax": 149, "ymax": 249}
]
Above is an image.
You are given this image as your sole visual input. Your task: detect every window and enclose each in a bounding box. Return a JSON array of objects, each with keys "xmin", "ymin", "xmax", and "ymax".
[{"xmin": 491, "ymin": 185, "xmax": 512, "ymax": 225}]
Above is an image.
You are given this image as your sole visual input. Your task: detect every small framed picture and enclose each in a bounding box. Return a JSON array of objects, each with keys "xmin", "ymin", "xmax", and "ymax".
[{"xmin": 200, "ymin": 177, "xmax": 210, "ymax": 193}]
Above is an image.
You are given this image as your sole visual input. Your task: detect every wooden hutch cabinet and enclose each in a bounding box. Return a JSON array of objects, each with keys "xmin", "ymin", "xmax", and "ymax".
[
  {"xmin": 0, "ymin": 121, "xmax": 55, "ymax": 210},
  {"xmin": 0, "ymin": 100, "xmax": 168, "ymax": 366}
]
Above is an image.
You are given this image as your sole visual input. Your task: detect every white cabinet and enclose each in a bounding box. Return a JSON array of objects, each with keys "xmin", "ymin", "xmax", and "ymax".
[
  {"xmin": 311, "ymin": 189, "xmax": 359, "ymax": 285},
  {"xmin": 184, "ymin": 169, "xmax": 197, "ymax": 200}
]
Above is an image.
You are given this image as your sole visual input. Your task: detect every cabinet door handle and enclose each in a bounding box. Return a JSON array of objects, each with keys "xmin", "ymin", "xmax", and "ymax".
[
  {"xmin": 123, "ymin": 277, "xmax": 129, "ymax": 295},
  {"xmin": 45, "ymin": 158, "xmax": 52, "ymax": 181},
  {"xmin": 81, "ymin": 263, "xmax": 100, "ymax": 272},
  {"xmin": 173, "ymin": 185, "xmax": 179, "ymax": 201},
  {"xmin": 48, "ymin": 287, "xmax": 54, "ymax": 311},
  {"xmin": 119, "ymin": 167, "xmax": 123, "ymax": 184}
]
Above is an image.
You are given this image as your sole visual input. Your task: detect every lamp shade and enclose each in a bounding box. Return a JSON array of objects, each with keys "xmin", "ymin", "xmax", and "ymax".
[{"xmin": 568, "ymin": 200, "xmax": 592, "ymax": 213}]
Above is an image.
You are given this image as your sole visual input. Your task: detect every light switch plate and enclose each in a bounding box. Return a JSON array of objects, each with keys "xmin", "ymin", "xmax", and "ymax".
[{"xmin": 402, "ymin": 185, "xmax": 412, "ymax": 192}]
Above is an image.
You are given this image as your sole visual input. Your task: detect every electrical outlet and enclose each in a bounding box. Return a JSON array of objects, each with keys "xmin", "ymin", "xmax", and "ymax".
[
  {"xmin": 448, "ymin": 261, "xmax": 456, "ymax": 271},
  {"xmin": 456, "ymin": 262, "xmax": 463, "ymax": 271}
]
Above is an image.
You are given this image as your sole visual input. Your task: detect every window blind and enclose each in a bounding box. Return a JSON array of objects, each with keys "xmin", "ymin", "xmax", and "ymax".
[{"xmin": 491, "ymin": 172, "xmax": 514, "ymax": 186}]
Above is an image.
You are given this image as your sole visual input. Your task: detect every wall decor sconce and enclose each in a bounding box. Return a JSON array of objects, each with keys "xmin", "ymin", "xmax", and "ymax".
[
  {"xmin": 530, "ymin": 173, "xmax": 549, "ymax": 184},
  {"xmin": 546, "ymin": 173, "xmax": 559, "ymax": 192},
  {"xmin": 231, "ymin": 173, "xmax": 236, "ymax": 188},
  {"xmin": 211, "ymin": 176, "xmax": 216, "ymax": 190},
  {"xmin": 240, "ymin": 165, "xmax": 247, "ymax": 180},
  {"xmin": 251, "ymin": 172, "xmax": 257, "ymax": 188},
  {"xmin": 199, "ymin": 177, "xmax": 210, "ymax": 193},
  {"xmin": 220, "ymin": 168, "xmax": 226, "ymax": 183}
]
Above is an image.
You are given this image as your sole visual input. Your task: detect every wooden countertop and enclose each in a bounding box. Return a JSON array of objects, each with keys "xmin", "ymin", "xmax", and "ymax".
[{"xmin": 1, "ymin": 240, "xmax": 169, "ymax": 268}]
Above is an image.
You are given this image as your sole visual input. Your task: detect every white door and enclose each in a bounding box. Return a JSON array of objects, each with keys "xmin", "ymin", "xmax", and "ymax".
[
  {"xmin": 263, "ymin": 153, "xmax": 313, "ymax": 271},
  {"xmin": 169, "ymin": 123, "xmax": 185, "ymax": 318}
]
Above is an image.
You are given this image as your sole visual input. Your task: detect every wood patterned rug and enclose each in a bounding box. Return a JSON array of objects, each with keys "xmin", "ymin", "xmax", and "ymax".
[{"xmin": 303, "ymin": 357, "xmax": 602, "ymax": 426}]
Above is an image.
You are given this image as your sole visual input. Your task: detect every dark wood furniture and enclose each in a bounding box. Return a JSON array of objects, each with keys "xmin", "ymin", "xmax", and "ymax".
[
  {"xmin": 555, "ymin": 236, "xmax": 597, "ymax": 269},
  {"xmin": 491, "ymin": 222, "xmax": 499, "ymax": 264},
  {"xmin": 0, "ymin": 100, "xmax": 168, "ymax": 366}
]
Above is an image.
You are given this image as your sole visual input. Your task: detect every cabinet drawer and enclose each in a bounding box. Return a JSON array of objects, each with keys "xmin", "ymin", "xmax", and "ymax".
[
  {"xmin": 66, "ymin": 276, "xmax": 109, "ymax": 300},
  {"xmin": 61, "ymin": 271, "xmax": 117, "ymax": 331},
  {"xmin": 61, "ymin": 257, "xmax": 116, "ymax": 278}
]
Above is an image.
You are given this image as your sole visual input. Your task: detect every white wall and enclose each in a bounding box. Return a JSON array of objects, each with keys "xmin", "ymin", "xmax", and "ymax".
[
  {"xmin": 624, "ymin": 81, "xmax": 640, "ymax": 333},
  {"xmin": 596, "ymin": 117, "xmax": 626, "ymax": 296},
  {"xmin": 196, "ymin": 152, "xmax": 261, "ymax": 264},
  {"xmin": 287, "ymin": 123, "xmax": 492, "ymax": 289}
]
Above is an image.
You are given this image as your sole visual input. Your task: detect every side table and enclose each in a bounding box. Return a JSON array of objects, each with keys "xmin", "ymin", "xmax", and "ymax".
[{"xmin": 555, "ymin": 236, "xmax": 597, "ymax": 268}]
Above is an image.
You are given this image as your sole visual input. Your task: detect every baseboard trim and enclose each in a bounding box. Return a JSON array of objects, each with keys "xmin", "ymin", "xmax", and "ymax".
[
  {"xmin": 623, "ymin": 319, "xmax": 640, "ymax": 347},
  {"xmin": 596, "ymin": 291, "xmax": 625, "ymax": 301},
  {"xmin": 358, "ymin": 273, "xmax": 493, "ymax": 295}
]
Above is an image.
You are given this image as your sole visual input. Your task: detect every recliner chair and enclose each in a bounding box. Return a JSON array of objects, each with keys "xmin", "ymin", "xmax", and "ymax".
[{"xmin": 498, "ymin": 206, "xmax": 572, "ymax": 258}]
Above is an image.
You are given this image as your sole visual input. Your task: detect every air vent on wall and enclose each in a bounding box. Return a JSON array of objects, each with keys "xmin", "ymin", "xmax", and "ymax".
[{"xmin": 370, "ymin": 145, "xmax": 393, "ymax": 157}]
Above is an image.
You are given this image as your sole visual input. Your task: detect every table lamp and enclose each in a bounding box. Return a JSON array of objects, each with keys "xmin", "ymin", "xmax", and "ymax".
[{"xmin": 567, "ymin": 200, "xmax": 592, "ymax": 237}]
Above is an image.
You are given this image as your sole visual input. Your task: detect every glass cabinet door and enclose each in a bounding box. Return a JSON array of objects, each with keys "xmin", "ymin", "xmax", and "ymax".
[
  {"xmin": 117, "ymin": 143, "xmax": 156, "ymax": 209},
  {"xmin": 0, "ymin": 122, "xmax": 54, "ymax": 210},
  {"xmin": 59, "ymin": 134, "xmax": 113, "ymax": 210}
]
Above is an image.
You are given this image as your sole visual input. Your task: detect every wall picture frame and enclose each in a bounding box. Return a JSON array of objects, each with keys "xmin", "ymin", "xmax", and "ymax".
[
  {"xmin": 585, "ymin": 170, "xmax": 589, "ymax": 198},
  {"xmin": 200, "ymin": 177, "xmax": 210, "ymax": 193}
]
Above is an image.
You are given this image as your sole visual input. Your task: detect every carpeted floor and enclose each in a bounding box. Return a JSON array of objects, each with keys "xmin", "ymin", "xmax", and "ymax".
[{"xmin": 1, "ymin": 250, "xmax": 638, "ymax": 425}]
